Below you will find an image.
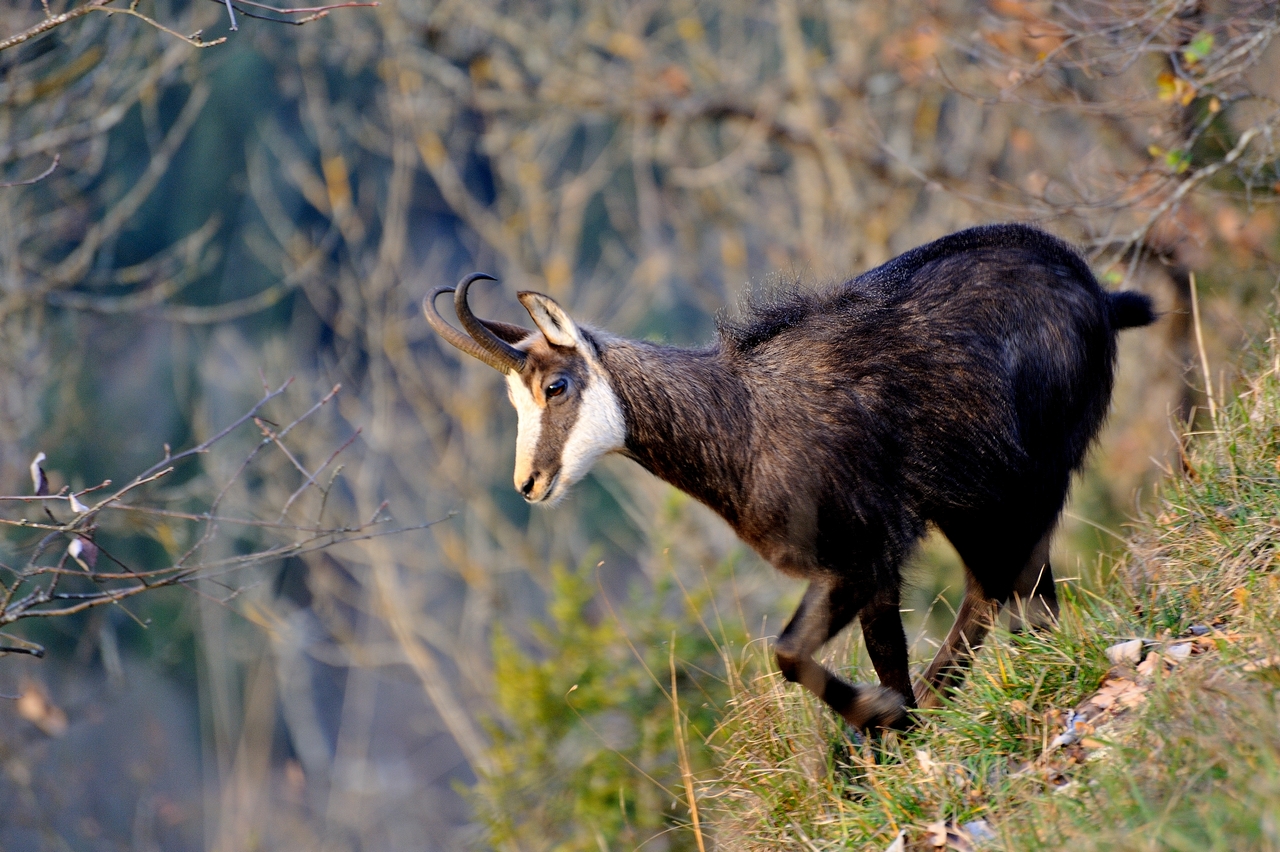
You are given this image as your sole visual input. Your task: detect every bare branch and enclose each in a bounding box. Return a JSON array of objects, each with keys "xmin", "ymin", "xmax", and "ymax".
[
  {"xmin": 0, "ymin": 155, "xmax": 60, "ymax": 188},
  {"xmin": 0, "ymin": 380, "xmax": 411, "ymax": 658}
]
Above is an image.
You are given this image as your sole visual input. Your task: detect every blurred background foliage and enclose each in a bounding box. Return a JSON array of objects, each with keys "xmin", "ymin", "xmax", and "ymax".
[{"xmin": 1, "ymin": 0, "xmax": 1279, "ymax": 848}]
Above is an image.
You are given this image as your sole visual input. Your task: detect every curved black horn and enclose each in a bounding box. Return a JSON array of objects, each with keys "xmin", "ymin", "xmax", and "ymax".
[
  {"xmin": 453, "ymin": 273, "xmax": 528, "ymax": 373},
  {"xmin": 422, "ymin": 275, "xmax": 526, "ymax": 374}
]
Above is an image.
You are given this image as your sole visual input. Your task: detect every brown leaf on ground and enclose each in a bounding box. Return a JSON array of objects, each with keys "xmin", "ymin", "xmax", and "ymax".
[
  {"xmin": 1105, "ymin": 638, "xmax": 1145, "ymax": 665},
  {"xmin": 1088, "ymin": 677, "xmax": 1148, "ymax": 711},
  {"xmin": 922, "ymin": 819, "xmax": 981, "ymax": 851},
  {"xmin": 1242, "ymin": 655, "xmax": 1280, "ymax": 673}
]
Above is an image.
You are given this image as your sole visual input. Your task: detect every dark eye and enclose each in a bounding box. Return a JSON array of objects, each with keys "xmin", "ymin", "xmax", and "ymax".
[{"xmin": 545, "ymin": 378, "xmax": 568, "ymax": 399}]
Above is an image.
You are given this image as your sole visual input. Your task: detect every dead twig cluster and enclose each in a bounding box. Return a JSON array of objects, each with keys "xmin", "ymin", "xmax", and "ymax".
[
  {"xmin": 0, "ymin": 0, "xmax": 376, "ymax": 53},
  {"xmin": 0, "ymin": 379, "xmax": 427, "ymax": 659},
  {"xmin": 968, "ymin": 0, "xmax": 1280, "ymax": 270}
]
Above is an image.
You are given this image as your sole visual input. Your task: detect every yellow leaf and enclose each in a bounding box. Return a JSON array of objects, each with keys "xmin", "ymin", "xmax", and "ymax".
[
  {"xmin": 321, "ymin": 155, "xmax": 352, "ymax": 213},
  {"xmin": 416, "ymin": 130, "xmax": 447, "ymax": 170},
  {"xmin": 17, "ymin": 679, "xmax": 68, "ymax": 737},
  {"xmin": 676, "ymin": 16, "xmax": 705, "ymax": 42},
  {"xmin": 606, "ymin": 31, "xmax": 645, "ymax": 60}
]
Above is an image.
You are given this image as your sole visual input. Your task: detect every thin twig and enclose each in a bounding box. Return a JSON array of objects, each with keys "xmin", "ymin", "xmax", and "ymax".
[
  {"xmin": 1189, "ymin": 271, "xmax": 1218, "ymax": 422},
  {"xmin": 0, "ymin": 2, "xmax": 107, "ymax": 52},
  {"xmin": 278, "ymin": 428, "xmax": 361, "ymax": 522},
  {"xmin": 0, "ymin": 155, "xmax": 60, "ymax": 188},
  {"xmin": 130, "ymin": 379, "xmax": 292, "ymax": 485}
]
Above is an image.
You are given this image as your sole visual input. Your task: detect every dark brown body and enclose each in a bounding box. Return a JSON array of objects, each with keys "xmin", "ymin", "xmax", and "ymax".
[
  {"xmin": 587, "ymin": 224, "xmax": 1154, "ymax": 725},
  {"xmin": 425, "ymin": 223, "xmax": 1155, "ymax": 728}
]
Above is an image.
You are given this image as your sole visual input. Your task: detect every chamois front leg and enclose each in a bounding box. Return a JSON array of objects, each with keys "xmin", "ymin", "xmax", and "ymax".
[
  {"xmin": 776, "ymin": 578, "xmax": 909, "ymax": 730},
  {"xmin": 857, "ymin": 587, "xmax": 915, "ymax": 713}
]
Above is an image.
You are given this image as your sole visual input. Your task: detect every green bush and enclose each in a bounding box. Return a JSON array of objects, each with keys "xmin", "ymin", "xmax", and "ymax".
[{"xmin": 475, "ymin": 551, "xmax": 748, "ymax": 851}]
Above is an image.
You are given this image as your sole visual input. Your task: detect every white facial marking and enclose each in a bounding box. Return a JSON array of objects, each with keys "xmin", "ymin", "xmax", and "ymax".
[
  {"xmin": 507, "ymin": 372, "xmax": 543, "ymax": 492},
  {"xmin": 554, "ymin": 370, "xmax": 626, "ymax": 498}
]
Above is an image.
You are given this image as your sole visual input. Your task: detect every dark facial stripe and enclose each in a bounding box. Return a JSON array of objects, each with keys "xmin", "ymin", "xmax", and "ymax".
[{"xmin": 529, "ymin": 369, "xmax": 587, "ymax": 476}]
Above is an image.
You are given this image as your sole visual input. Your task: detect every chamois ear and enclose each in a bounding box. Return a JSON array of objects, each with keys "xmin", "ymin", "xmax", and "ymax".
[{"xmin": 517, "ymin": 291, "xmax": 585, "ymax": 350}]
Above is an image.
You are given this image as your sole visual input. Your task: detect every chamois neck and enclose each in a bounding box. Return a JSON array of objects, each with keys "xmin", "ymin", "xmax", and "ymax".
[{"xmin": 596, "ymin": 336, "xmax": 752, "ymax": 523}]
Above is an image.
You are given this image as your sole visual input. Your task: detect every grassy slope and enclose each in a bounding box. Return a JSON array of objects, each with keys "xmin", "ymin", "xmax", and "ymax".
[{"xmin": 707, "ymin": 329, "xmax": 1280, "ymax": 851}]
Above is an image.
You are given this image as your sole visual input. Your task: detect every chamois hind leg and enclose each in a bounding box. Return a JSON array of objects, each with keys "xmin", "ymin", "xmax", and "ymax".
[
  {"xmin": 915, "ymin": 525, "xmax": 1058, "ymax": 708},
  {"xmin": 776, "ymin": 578, "xmax": 909, "ymax": 729},
  {"xmin": 1006, "ymin": 531, "xmax": 1059, "ymax": 633},
  {"xmin": 914, "ymin": 569, "xmax": 1000, "ymax": 710}
]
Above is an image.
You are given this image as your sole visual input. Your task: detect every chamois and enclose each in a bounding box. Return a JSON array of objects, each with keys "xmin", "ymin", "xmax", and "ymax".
[{"xmin": 424, "ymin": 223, "xmax": 1156, "ymax": 729}]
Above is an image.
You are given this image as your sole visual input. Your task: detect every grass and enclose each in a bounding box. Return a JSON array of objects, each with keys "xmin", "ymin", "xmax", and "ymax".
[{"xmin": 702, "ymin": 327, "xmax": 1280, "ymax": 851}]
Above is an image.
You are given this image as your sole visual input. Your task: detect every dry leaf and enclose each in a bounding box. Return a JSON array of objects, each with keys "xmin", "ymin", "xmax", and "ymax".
[
  {"xmin": 30, "ymin": 451, "xmax": 48, "ymax": 496},
  {"xmin": 925, "ymin": 820, "xmax": 950, "ymax": 848},
  {"xmin": 884, "ymin": 830, "xmax": 907, "ymax": 852},
  {"xmin": 16, "ymin": 678, "xmax": 68, "ymax": 737},
  {"xmin": 1088, "ymin": 677, "xmax": 1147, "ymax": 711},
  {"xmin": 916, "ymin": 748, "xmax": 940, "ymax": 778},
  {"xmin": 1242, "ymin": 655, "xmax": 1280, "ymax": 673},
  {"xmin": 1105, "ymin": 638, "xmax": 1145, "ymax": 664},
  {"xmin": 922, "ymin": 819, "xmax": 979, "ymax": 851}
]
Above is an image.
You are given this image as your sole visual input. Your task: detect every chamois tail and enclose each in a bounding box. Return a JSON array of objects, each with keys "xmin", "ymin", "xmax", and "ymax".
[{"xmin": 1109, "ymin": 290, "xmax": 1156, "ymax": 330}]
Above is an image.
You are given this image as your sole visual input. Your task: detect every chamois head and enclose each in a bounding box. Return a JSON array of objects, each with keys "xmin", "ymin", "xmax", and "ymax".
[{"xmin": 423, "ymin": 274, "xmax": 625, "ymax": 504}]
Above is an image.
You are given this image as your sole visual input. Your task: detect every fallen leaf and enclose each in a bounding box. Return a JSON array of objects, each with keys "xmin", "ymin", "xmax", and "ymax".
[
  {"xmin": 1242, "ymin": 655, "xmax": 1280, "ymax": 673},
  {"xmin": 884, "ymin": 830, "xmax": 907, "ymax": 852},
  {"xmin": 1232, "ymin": 587, "xmax": 1250, "ymax": 609},
  {"xmin": 925, "ymin": 820, "xmax": 950, "ymax": 847},
  {"xmin": 922, "ymin": 819, "xmax": 981, "ymax": 851},
  {"xmin": 1137, "ymin": 652, "xmax": 1171, "ymax": 678},
  {"xmin": 16, "ymin": 678, "xmax": 67, "ymax": 737},
  {"xmin": 1088, "ymin": 677, "xmax": 1147, "ymax": 711},
  {"xmin": 916, "ymin": 748, "xmax": 940, "ymax": 779},
  {"xmin": 1105, "ymin": 639, "xmax": 1145, "ymax": 665}
]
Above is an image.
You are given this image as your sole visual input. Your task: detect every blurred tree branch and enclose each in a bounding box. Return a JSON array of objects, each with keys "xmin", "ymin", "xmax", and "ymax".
[
  {"xmin": 0, "ymin": 0, "xmax": 377, "ymax": 53},
  {"xmin": 963, "ymin": 0, "xmax": 1280, "ymax": 270},
  {"xmin": 4, "ymin": 0, "xmax": 1276, "ymax": 846},
  {"xmin": 0, "ymin": 379, "xmax": 432, "ymax": 659}
]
